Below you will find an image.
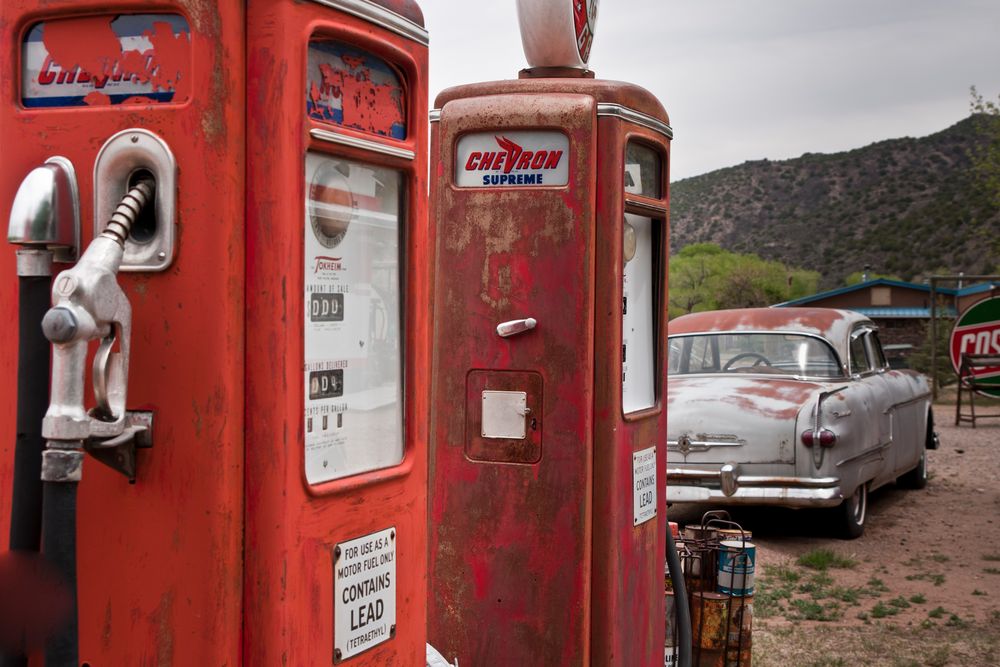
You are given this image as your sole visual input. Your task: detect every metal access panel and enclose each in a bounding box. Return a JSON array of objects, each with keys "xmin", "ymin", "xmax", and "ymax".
[{"xmin": 428, "ymin": 92, "xmax": 596, "ymax": 666}]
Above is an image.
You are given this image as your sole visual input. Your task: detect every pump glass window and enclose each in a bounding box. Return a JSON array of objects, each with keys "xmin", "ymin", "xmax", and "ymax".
[
  {"xmin": 304, "ymin": 153, "xmax": 404, "ymax": 483},
  {"xmin": 625, "ymin": 142, "xmax": 662, "ymax": 199},
  {"xmin": 307, "ymin": 40, "xmax": 406, "ymax": 140},
  {"xmin": 622, "ymin": 141, "xmax": 663, "ymax": 413}
]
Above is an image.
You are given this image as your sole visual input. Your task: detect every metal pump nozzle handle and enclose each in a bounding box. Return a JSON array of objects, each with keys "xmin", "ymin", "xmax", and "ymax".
[{"xmin": 42, "ymin": 180, "xmax": 155, "ymax": 444}]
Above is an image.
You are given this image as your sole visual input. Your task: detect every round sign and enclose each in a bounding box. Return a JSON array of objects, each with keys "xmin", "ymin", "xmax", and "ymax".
[
  {"xmin": 516, "ymin": 0, "xmax": 600, "ymax": 70},
  {"xmin": 949, "ymin": 295, "xmax": 1000, "ymax": 398},
  {"xmin": 573, "ymin": 0, "xmax": 599, "ymax": 64}
]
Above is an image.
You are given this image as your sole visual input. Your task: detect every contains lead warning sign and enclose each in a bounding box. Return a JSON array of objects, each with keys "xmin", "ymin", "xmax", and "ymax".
[
  {"xmin": 633, "ymin": 446, "xmax": 657, "ymax": 526},
  {"xmin": 334, "ymin": 527, "xmax": 396, "ymax": 661}
]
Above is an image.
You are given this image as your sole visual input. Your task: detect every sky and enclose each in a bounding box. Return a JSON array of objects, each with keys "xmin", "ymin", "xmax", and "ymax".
[{"xmin": 422, "ymin": 0, "xmax": 1000, "ymax": 181}]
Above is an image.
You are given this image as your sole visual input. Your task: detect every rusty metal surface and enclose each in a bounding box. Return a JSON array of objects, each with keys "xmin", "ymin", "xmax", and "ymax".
[
  {"xmin": 370, "ymin": 0, "xmax": 425, "ymax": 26},
  {"xmin": 0, "ymin": 0, "xmax": 245, "ymax": 663},
  {"xmin": 429, "ymin": 77, "xmax": 671, "ymax": 666},
  {"xmin": 428, "ymin": 91, "xmax": 598, "ymax": 666},
  {"xmin": 590, "ymin": 116, "xmax": 670, "ymax": 665},
  {"xmin": 245, "ymin": 1, "xmax": 429, "ymax": 665},
  {"xmin": 434, "ymin": 78, "xmax": 669, "ymax": 126}
]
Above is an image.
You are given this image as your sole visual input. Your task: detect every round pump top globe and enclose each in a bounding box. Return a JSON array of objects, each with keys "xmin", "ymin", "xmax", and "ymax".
[{"xmin": 516, "ymin": 0, "xmax": 599, "ymax": 70}]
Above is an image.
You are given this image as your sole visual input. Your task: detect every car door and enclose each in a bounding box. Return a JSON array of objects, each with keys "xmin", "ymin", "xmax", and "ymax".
[
  {"xmin": 848, "ymin": 327, "xmax": 895, "ymax": 488},
  {"xmin": 867, "ymin": 330, "xmax": 921, "ymax": 477}
]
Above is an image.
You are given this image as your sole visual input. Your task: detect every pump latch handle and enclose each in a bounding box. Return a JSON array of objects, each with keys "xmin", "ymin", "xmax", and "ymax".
[{"xmin": 496, "ymin": 317, "xmax": 537, "ymax": 338}]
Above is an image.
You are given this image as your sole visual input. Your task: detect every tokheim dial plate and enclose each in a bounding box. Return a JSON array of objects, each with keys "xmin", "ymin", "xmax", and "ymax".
[{"xmin": 308, "ymin": 161, "xmax": 357, "ymax": 248}]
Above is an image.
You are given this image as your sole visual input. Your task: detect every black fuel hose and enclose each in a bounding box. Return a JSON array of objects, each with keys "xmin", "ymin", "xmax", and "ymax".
[
  {"xmin": 665, "ymin": 527, "xmax": 692, "ymax": 667},
  {"xmin": 1, "ymin": 274, "xmax": 52, "ymax": 667},
  {"xmin": 41, "ymin": 481, "xmax": 77, "ymax": 667},
  {"xmin": 39, "ymin": 179, "xmax": 154, "ymax": 667},
  {"xmin": 8, "ymin": 275, "xmax": 51, "ymax": 553}
]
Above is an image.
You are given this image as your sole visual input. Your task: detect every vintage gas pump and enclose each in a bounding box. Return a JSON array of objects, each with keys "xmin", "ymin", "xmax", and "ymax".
[
  {"xmin": 427, "ymin": 1, "xmax": 672, "ymax": 665},
  {"xmin": 0, "ymin": 1, "xmax": 428, "ymax": 665}
]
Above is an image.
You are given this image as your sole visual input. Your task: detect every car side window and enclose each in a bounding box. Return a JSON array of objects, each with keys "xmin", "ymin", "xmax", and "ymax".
[
  {"xmin": 869, "ymin": 331, "xmax": 888, "ymax": 370},
  {"xmin": 689, "ymin": 336, "xmax": 717, "ymax": 371},
  {"xmin": 849, "ymin": 331, "xmax": 870, "ymax": 375}
]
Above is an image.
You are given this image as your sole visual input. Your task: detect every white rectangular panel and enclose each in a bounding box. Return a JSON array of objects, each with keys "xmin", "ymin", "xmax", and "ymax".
[
  {"xmin": 334, "ymin": 527, "xmax": 396, "ymax": 661},
  {"xmin": 455, "ymin": 131, "xmax": 569, "ymax": 187},
  {"xmin": 481, "ymin": 391, "xmax": 527, "ymax": 439},
  {"xmin": 633, "ymin": 446, "xmax": 657, "ymax": 526},
  {"xmin": 623, "ymin": 213, "xmax": 655, "ymax": 413},
  {"xmin": 304, "ymin": 152, "xmax": 404, "ymax": 484}
]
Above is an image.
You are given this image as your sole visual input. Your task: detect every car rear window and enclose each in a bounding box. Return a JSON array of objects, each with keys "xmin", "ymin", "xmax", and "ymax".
[{"xmin": 668, "ymin": 333, "xmax": 843, "ymax": 378}]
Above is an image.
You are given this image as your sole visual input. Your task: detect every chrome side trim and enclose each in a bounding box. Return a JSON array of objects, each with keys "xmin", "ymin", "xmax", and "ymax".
[
  {"xmin": 667, "ymin": 440, "xmax": 744, "ymax": 450},
  {"xmin": 310, "ymin": 128, "xmax": 416, "ymax": 160},
  {"xmin": 308, "ymin": 0, "xmax": 428, "ymax": 45},
  {"xmin": 597, "ymin": 103, "xmax": 673, "ymax": 139},
  {"xmin": 835, "ymin": 441, "xmax": 891, "ymax": 468},
  {"xmin": 429, "ymin": 109, "xmax": 441, "ymax": 123},
  {"xmin": 886, "ymin": 391, "xmax": 932, "ymax": 412}
]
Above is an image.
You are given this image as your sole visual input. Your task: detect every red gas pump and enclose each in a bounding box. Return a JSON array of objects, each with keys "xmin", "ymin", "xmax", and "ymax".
[
  {"xmin": 427, "ymin": 1, "xmax": 672, "ymax": 665},
  {"xmin": 0, "ymin": 1, "xmax": 428, "ymax": 665}
]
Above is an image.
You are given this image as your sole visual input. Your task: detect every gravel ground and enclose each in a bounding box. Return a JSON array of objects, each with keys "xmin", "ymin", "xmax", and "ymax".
[{"xmin": 668, "ymin": 399, "xmax": 1000, "ymax": 666}]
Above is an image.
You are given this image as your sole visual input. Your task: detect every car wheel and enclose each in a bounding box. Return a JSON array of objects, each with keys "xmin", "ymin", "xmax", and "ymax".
[
  {"xmin": 836, "ymin": 483, "xmax": 867, "ymax": 540},
  {"xmin": 898, "ymin": 449, "xmax": 928, "ymax": 490}
]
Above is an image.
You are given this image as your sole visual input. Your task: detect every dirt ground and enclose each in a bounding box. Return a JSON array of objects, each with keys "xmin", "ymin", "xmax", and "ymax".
[{"xmin": 668, "ymin": 398, "xmax": 1000, "ymax": 667}]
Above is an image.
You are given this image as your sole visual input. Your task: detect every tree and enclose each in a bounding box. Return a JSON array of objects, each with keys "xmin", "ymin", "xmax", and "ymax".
[
  {"xmin": 668, "ymin": 243, "xmax": 820, "ymax": 318},
  {"xmin": 969, "ymin": 86, "xmax": 1000, "ymax": 209}
]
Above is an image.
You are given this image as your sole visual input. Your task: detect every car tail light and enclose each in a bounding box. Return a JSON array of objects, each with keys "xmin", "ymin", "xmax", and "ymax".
[{"xmin": 801, "ymin": 428, "xmax": 837, "ymax": 447}]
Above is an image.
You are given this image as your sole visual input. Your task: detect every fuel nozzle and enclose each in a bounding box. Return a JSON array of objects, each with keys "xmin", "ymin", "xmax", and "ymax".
[{"xmin": 41, "ymin": 179, "xmax": 155, "ymax": 479}]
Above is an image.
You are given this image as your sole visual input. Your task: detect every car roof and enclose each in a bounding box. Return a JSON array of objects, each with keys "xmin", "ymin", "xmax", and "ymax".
[{"xmin": 669, "ymin": 308, "xmax": 874, "ymax": 364}]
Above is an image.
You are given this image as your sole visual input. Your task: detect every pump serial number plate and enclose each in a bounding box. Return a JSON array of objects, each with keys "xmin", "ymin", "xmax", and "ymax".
[{"xmin": 334, "ymin": 527, "xmax": 396, "ymax": 662}]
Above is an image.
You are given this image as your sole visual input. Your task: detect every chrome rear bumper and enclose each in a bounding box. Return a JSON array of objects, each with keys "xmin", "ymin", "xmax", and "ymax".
[{"xmin": 667, "ymin": 465, "xmax": 843, "ymax": 507}]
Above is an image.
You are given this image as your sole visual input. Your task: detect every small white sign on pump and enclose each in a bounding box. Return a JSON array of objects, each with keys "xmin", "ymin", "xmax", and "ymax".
[
  {"xmin": 633, "ymin": 446, "xmax": 657, "ymax": 526},
  {"xmin": 334, "ymin": 527, "xmax": 396, "ymax": 661}
]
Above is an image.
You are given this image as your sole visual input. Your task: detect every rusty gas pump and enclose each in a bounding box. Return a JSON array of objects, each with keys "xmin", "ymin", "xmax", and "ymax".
[
  {"xmin": 0, "ymin": 1, "xmax": 429, "ymax": 665},
  {"xmin": 427, "ymin": 1, "xmax": 672, "ymax": 664}
]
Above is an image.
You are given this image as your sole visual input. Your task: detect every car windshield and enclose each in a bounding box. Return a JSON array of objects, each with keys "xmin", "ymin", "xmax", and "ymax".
[{"xmin": 668, "ymin": 333, "xmax": 843, "ymax": 378}]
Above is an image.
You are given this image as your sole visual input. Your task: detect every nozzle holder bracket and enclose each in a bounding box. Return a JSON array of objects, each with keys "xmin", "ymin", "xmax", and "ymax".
[{"xmin": 94, "ymin": 129, "xmax": 176, "ymax": 272}]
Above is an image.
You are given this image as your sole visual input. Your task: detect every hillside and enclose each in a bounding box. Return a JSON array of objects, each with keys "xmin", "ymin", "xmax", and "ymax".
[{"xmin": 669, "ymin": 115, "xmax": 1000, "ymax": 288}]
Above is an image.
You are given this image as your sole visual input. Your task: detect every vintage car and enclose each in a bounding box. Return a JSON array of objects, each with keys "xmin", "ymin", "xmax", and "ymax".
[{"xmin": 666, "ymin": 307, "xmax": 936, "ymax": 538}]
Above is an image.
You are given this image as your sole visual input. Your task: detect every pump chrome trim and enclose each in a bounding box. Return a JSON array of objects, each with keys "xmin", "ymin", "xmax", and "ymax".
[
  {"xmin": 625, "ymin": 199, "xmax": 668, "ymax": 215},
  {"xmin": 308, "ymin": 0, "xmax": 429, "ymax": 45},
  {"xmin": 597, "ymin": 104, "xmax": 673, "ymax": 139},
  {"xmin": 310, "ymin": 128, "xmax": 416, "ymax": 160},
  {"xmin": 429, "ymin": 109, "xmax": 441, "ymax": 123}
]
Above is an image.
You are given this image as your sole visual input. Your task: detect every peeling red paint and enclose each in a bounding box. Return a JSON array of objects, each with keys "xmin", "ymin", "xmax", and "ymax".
[
  {"xmin": 33, "ymin": 15, "xmax": 190, "ymax": 107},
  {"xmin": 309, "ymin": 56, "xmax": 404, "ymax": 137}
]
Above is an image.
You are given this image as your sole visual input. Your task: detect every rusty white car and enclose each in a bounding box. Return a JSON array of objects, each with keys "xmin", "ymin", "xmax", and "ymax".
[{"xmin": 666, "ymin": 308, "xmax": 936, "ymax": 538}]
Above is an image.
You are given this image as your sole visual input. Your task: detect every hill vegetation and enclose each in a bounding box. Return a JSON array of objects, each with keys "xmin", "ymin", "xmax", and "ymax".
[{"xmin": 670, "ymin": 114, "xmax": 1000, "ymax": 288}]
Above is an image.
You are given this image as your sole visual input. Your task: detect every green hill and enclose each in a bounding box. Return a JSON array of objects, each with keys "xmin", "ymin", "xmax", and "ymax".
[{"xmin": 669, "ymin": 115, "xmax": 1000, "ymax": 288}]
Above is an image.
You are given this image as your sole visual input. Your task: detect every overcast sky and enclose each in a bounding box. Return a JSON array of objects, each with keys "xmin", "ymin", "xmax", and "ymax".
[{"xmin": 422, "ymin": 1, "xmax": 1000, "ymax": 181}]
